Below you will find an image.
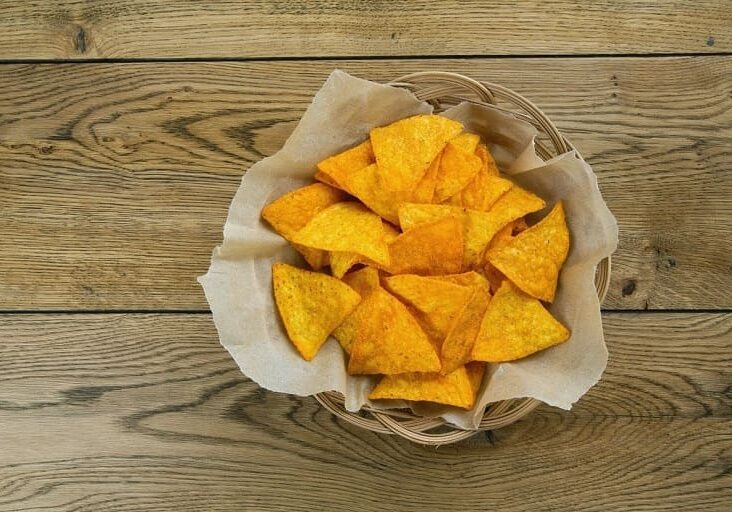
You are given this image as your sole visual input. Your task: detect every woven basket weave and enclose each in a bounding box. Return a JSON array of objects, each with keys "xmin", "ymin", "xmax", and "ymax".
[{"xmin": 315, "ymin": 71, "xmax": 611, "ymax": 445}]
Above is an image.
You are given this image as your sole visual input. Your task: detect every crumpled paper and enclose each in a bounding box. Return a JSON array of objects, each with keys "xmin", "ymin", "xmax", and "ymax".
[{"xmin": 199, "ymin": 70, "xmax": 618, "ymax": 429}]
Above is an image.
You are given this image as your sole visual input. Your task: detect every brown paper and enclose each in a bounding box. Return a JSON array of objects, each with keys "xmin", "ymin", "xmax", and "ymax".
[{"xmin": 199, "ymin": 70, "xmax": 618, "ymax": 429}]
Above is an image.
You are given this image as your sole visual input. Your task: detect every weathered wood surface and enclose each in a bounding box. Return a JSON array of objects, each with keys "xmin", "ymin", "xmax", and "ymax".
[
  {"xmin": 0, "ymin": 1, "xmax": 729, "ymax": 60},
  {"xmin": 0, "ymin": 312, "xmax": 729, "ymax": 511},
  {"xmin": 1, "ymin": 57, "xmax": 730, "ymax": 311}
]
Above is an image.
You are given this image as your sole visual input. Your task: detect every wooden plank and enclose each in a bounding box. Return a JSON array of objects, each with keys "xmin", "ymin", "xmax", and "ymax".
[
  {"xmin": 0, "ymin": 1, "xmax": 729, "ymax": 60},
  {"xmin": 0, "ymin": 312, "xmax": 729, "ymax": 511},
  {"xmin": 0, "ymin": 57, "xmax": 730, "ymax": 310}
]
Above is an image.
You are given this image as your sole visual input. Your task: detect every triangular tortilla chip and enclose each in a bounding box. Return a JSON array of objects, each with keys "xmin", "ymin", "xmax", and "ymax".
[
  {"xmin": 261, "ymin": 183, "xmax": 346, "ymax": 269},
  {"xmin": 368, "ymin": 364, "xmax": 484, "ymax": 409},
  {"xmin": 475, "ymin": 143, "xmax": 499, "ymax": 176},
  {"xmin": 412, "ymin": 152, "xmax": 442, "ymax": 204},
  {"xmin": 428, "ymin": 271, "xmax": 489, "ymax": 291},
  {"xmin": 346, "ymin": 163, "xmax": 412, "ymax": 225},
  {"xmin": 333, "ymin": 267, "xmax": 381, "ymax": 355},
  {"xmin": 486, "ymin": 184, "xmax": 546, "ymax": 227},
  {"xmin": 440, "ymin": 288, "xmax": 491, "ymax": 374},
  {"xmin": 384, "ymin": 274, "xmax": 474, "ymax": 341},
  {"xmin": 347, "ymin": 289, "xmax": 441, "ymax": 374},
  {"xmin": 371, "ymin": 115, "xmax": 463, "ymax": 191},
  {"xmin": 316, "ymin": 140, "xmax": 374, "ymax": 190},
  {"xmin": 398, "ymin": 203, "xmax": 503, "ymax": 270},
  {"xmin": 455, "ymin": 172, "xmax": 513, "ymax": 211},
  {"xmin": 328, "ymin": 223, "xmax": 399, "ymax": 278},
  {"xmin": 342, "ymin": 266, "xmax": 381, "ymax": 297},
  {"xmin": 449, "ymin": 132, "xmax": 481, "ymax": 153},
  {"xmin": 292, "ymin": 202, "xmax": 390, "ymax": 267},
  {"xmin": 472, "ymin": 281, "xmax": 570, "ymax": 362},
  {"xmin": 387, "ymin": 216, "xmax": 463, "ymax": 275},
  {"xmin": 272, "ymin": 263, "xmax": 361, "ymax": 361},
  {"xmin": 433, "ymin": 141, "xmax": 483, "ymax": 202},
  {"xmin": 314, "ymin": 170, "xmax": 342, "ymax": 189},
  {"xmin": 486, "ymin": 202, "xmax": 570, "ymax": 302}
]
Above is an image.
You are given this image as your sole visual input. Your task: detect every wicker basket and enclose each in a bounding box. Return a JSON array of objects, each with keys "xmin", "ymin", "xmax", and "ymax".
[{"xmin": 315, "ymin": 71, "xmax": 611, "ymax": 446}]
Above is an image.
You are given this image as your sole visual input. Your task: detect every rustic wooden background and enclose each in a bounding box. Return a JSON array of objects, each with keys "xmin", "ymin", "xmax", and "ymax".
[{"xmin": 1, "ymin": 1, "xmax": 730, "ymax": 510}]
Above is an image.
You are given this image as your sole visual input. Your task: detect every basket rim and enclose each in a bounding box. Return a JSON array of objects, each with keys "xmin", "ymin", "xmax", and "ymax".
[{"xmin": 315, "ymin": 70, "xmax": 611, "ymax": 445}]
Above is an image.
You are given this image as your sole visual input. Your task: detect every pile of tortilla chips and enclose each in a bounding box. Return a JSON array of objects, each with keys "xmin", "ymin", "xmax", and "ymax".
[{"xmin": 262, "ymin": 114, "xmax": 571, "ymax": 411}]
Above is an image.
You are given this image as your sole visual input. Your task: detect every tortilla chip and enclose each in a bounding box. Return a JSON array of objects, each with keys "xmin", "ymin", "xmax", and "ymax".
[
  {"xmin": 412, "ymin": 152, "xmax": 442, "ymax": 204},
  {"xmin": 486, "ymin": 185, "xmax": 546, "ymax": 227},
  {"xmin": 292, "ymin": 202, "xmax": 390, "ymax": 267},
  {"xmin": 314, "ymin": 170, "xmax": 342, "ymax": 189},
  {"xmin": 433, "ymin": 141, "xmax": 483, "ymax": 202},
  {"xmin": 261, "ymin": 183, "xmax": 346, "ymax": 269},
  {"xmin": 368, "ymin": 365, "xmax": 482, "ymax": 409},
  {"xmin": 440, "ymin": 288, "xmax": 492, "ymax": 374},
  {"xmin": 449, "ymin": 132, "xmax": 481, "ymax": 153},
  {"xmin": 384, "ymin": 274, "xmax": 474, "ymax": 341},
  {"xmin": 387, "ymin": 216, "xmax": 463, "ymax": 275},
  {"xmin": 272, "ymin": 263, "xmax": 361, "ymax": 361},
  {"xmin": 466, "ymin": 362, "xmax": 486, "ymax": 395},
  {"xmin": 398, "ymin": 203, "xmax": 503, "ymax": 270},
  {"xmin": 347, "ymin": 289, "xmax": 441, "ymax": 374},
  {"xmin": 342, "ymin": 266, "xmax": 381, "ymax": 297},
  {"xmin": 371, "ymin": 115, "xmax": 463, "ymax": 191},
  {"xmin": 457, "ymin": 172, "xmax": 513, "ymax": 211},
  {"xmin": 328, "ymin": 223, "xmax": 399, "ymax": 278},
  {"xmin": 316, "ymin": 140, "xmax": 374, "ymax": 190},
  {"xmin": 428, "ymin": 271, "xmax": 489, "ymax": 291},
  {"xmin": 472, "ymin": 281, "xmax": 570, "ymax": 362},
  {"xmin": 346, "ymin": 163, "xmax": 412, "ymax": 225},
  {"xmin": 486, "ymin": 202, "xmax": 570, "ymax": 302},
  {"xmin": 475, "ymin": 143, "xmax": 499, "ymax": 176}
]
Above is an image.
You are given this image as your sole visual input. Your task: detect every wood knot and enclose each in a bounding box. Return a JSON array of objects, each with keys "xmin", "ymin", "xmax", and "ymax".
[
  {"xmin": 73, "ymin": 25, "xmax": 88, "ymax": 54},
  {"xmin": 621, "ymin": 279, "xmax": 636, "ymax": 297}
]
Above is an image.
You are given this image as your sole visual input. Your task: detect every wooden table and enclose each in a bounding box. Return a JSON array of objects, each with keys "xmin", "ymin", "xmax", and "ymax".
[{"xmin": 1, "ymin": 2, "xmax": 730, "ymax": 510}]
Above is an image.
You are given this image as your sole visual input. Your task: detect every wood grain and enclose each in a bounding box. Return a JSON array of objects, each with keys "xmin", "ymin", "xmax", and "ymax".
[
  {"xmin": 0, "ymin": 312, "xmax": 729, "ymax": 511},
  {"xmin": 1, "ymin": 57, "xmax": 730, "ymax": 311},
  {"xmin": 0, "ymin": 1, "xmax": 729, "ymax": 60}
]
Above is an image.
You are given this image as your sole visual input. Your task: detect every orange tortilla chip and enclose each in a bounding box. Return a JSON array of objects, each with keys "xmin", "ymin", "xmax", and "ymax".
[
  {"xmin": 384, "ymin": 274, "xmax": 474, "ymax": 341},
  {"xmin": 486, "ymin": 202, "xmax": 570, "ymax": 302},
  {"xmin": 346, "ymin": 163, "xmax": 412, "ymax": 225},
  {"xmin": 342, "ymin": 266, "xmax": 380, "ymax": 297},
  {"xmin": 433, "ymin": 141, "xmax": 483, "ymax": 202},
  {"xmin": 387, "ymin": 216, "xmax": 463, "ymax": 275},
  {"xmin": 428, "ymin": 271, "xmax": 489, "ymax": 291},
  {"xmin": 472, "ymin": 281, "xmax": 570, "ymax": 362},
  {"xmin": 475, "ymin": 143, "xmax": 499, "ymax": 176},
  {"xmin": 328, "ymin": 223, "xmax": 399, "ymax": 278},
  {"xmin": 449, "ymin": 132, "xmax": 481, "ymax": 153},
  {"xmin": 486, "ymin": 185, "xmax": 546, "ymax": 227},
  {"xmin": 412, "ymin": 152, "xmax": 442, "ymax": 204},
  {"xmin": 457, "ymin": 172, "xmax": 513, "ymax": 211},
  {"xmin": 316, "ymin": 140, "xmax": 374, "ymax": 190},
  {"xmin": 347, "ymin": 289, "xmax": 441, "ymax": 374},
  {"xmin": 261, "ymin": 183, "xmax": 346, "ymax": 269},
  {"xmin": 368, "ymin": 365, "xmax": 483, "ymax": 409},
  {"xmin": 292, "ymin": 202, "xmax": 390, "ymax": 267},
  {"xmin": 441, "ymin": 288, "xmax": 491, "ymax": 374},
  {"xmin": 371, "ymin": 115, "xmax": 463, "ymax": 191},
  {"xmin": 398, "ymin": 203, "xmax": 504, "ymax": 270},
  {"xmin": 272, "ymin": 263, "xmax": 361, "ymax": 361},
  {"xmin": 314, "ymin": 170, "xmax": 342, "ymax": 189}
]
